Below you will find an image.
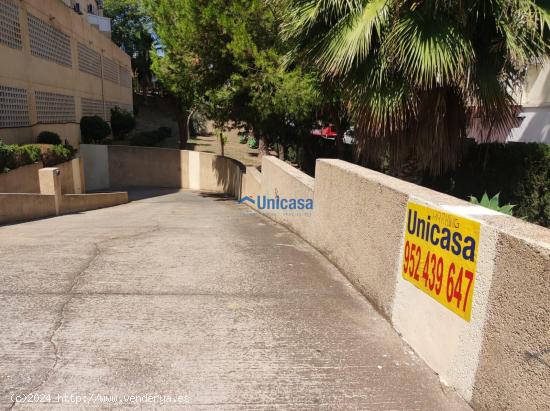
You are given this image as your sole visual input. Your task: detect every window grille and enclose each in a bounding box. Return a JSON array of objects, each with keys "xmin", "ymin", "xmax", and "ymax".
[
  {"xmin": 0, "ymin": 85, "xmax": 29, "ymax": 127},
  {"xmin": 35, "ymin": 90, "xmax": 75, "ymax": 123},
  {"xmin": 0, "ymin": 0, "xmax": 22, "ymax": 50},
  {"xmin": 102, "ymin": 57, "xmax": 118, "ymax": 83},
  {"xmin": 78, "ymin": 42, "xmax": 101, "ymax": 77},
  {"xmin": 81, "ymin": 97, "xmax": 104, "ymax": 119},
  {"xmin": 28, "ymin": 13, "xmax": 72, "ymax": 67},
  {"xmin": 119, "ymin": 65, "xmax": 132, "ymax": 88}
]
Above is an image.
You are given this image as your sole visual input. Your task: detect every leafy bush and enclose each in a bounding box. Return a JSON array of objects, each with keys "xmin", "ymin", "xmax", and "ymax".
[
  {"xmin": 129, "ymin": 128, "xmax": 170, "ymax": 147},
  {"xmin": 0, "ymin": 141, "xmax": 7, "ymax": 171},
  {"xmin": 41, "ymin": 144, "xmax": 77, "ymax": 167},
  {"xmin": 423, "ymin": 141, "xmax": 550, "ymax": 227},
  {"xmin": 190, "ymin": 112, "xmax": 207, "ymax": 136},
  {"xmin": 238, "ymin": 133, "xmax": 248, "ymax": 144},
  {"xmin": 129, "ymin": 131, "xmax": 161, "ymax": 147},
  {"xmin": 470, "ymin": 193, "xmax": 515, "ymax": 216},
  {"xmin": 287, "ymin": 146, "xmax": 299, "ymax": 163},
  {"xmin": 0, "ymin": 140, "xmax": 41, "ymax": 172},
  {"xmin": 37, "ymin": 131, "xmax": 61, "ymax": 145},
  {"xmin": 247, "ymin": 137, "xmax": 259, "ymax": 149},
  {"xmin": 110, "ymin": 107, "xmax": 136, "ymax": 139},
  {"xmin": 80, "ymin": 116, "xmax": 111, "ymax": 144},
  {"xmin": 157, "ymin": 126, "xmax": 172, "ymax": 140}
]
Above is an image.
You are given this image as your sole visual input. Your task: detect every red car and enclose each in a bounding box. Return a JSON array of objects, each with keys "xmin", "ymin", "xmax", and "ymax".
[{"xmin": 311, "ymin": 125, "xmax": 337, "ymax": 140}]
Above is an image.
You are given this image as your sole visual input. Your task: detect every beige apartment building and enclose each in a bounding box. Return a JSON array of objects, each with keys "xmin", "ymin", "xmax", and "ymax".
[
  {"xmin": 508, "ymin": 62, "xmax": 550, "ymax": 144},
  {"xmin": 0, "ymin": 0, "xmax": 132, "ymax": 146}
]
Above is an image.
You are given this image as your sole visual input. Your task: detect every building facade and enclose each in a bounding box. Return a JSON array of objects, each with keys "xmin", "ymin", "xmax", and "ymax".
[
  {"xmin": 0, "ymin": 0, "xmax": 132, "ymax": 146},
  {"xmin": 507, "ymin": 63, "xmax": 550, "ymax": 144}
]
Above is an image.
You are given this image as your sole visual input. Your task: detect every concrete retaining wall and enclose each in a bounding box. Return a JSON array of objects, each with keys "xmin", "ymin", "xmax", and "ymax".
[
  {"xmin": 260, "ymin": 156, "xmax": 314, "ymax": 239},
  {"xmin": 61, "ymin": 192, "xmax": 129, "ymax": 214},
  {"xmin": 80, "ymin": 145, "xmax": 110, "ymax": 191},
  {"xmin": 0, "ymin": 156, "xmax": 126, "ymax": 225},
  {"xmin": 242, "ymin": 156, "xmax": 550, "ymax": 410},
  {"xmin": 0, "ymin": 158, "xmax": 84, "ymax": 194},
  {"xmin": 80, "ymin": 145, "xmax": 244, "ymax": 195},
  {"xmin": 241, "ymin": 166, "xmax": 261, "ymax": 207},
  {"xmin": 75, "ymin": 145, "xmax": 549, "ymax": 409},
  {"xmin": 0, "ymin": 192, "xmax": 128, "ymax": 225},
  {"xmin": 0, "ymin": 163, "xmax": 42, "ymax": 193},
  {"xmin": 198, "ymin": 153, "xmax": 244, "ymax": 196},
  {"xmin": 0, "ymin": 194, "xmax": 56, "ymax": 223},
  {"xmin": 109, "ymin": 146, "xmax": 182, "ymax": 189}
]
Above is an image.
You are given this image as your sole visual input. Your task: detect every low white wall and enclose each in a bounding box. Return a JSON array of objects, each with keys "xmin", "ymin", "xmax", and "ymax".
[
  {"xmin": 260, "ymin": 157, "xmax": 314, "ymax": 239},
  {"xmin": 80, "ymin": 146, "xmax": 244, "ymax": 195},
  {"xmin": 239, "ymin": 156, "xmax": 550, "ymax": 410},
  {"xmin": 0, "ymin": 194, "xmax": 56, "ymax": 224},
  {"xmin": 0, "ymin": 158, "xmax": 84, "ymax": 194},
  {"xmin": 0, "ymin": 163, "xmax": 42, "ymax": 193},
  {"xmin": 80, "ymin": 144, "xmax": 110, "ymax": 191}
]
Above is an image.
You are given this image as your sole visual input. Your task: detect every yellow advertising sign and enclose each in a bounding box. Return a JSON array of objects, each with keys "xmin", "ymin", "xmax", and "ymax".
[{"xmin": 402, "ymin": 202, "xmax": 480, "ymax": 321}]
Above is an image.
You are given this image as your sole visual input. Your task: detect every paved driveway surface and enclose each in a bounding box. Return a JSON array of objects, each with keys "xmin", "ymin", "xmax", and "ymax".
[{"xmin": 0, "ymin": 190, "xmax": 470, "ymax": 410}]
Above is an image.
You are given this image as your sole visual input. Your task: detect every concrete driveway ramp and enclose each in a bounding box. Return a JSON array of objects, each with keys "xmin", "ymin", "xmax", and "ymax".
[{"xmin": 0, "ymin": 190, "xmax": 470, "ymax": 410}]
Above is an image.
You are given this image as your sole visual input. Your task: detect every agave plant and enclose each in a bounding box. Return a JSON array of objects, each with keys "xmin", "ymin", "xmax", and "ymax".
[
  {"xmin": 281, "ymin": 0, "xmax": 550, "ymax": 175},
  {"xmin": 470, "ymin": 193, "xmax": 515, "ymax": 215}
]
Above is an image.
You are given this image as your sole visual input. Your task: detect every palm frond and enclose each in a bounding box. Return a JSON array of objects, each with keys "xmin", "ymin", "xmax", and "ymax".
[
  {"xmin": 281, "ymin": 0, "xmax": 550, "ymax": 174},
  {"xmin": 308, "ymin": 0, "xmax": 390, "ymax": 76},
  {"xmin": 383, "ymin": 13, "xmax": 475, "ymax": 88}
]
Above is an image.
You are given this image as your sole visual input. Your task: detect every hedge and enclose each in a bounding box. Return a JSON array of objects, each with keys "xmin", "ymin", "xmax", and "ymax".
[
  {"xmin": 0, "ymin": 141, "xmax": 76, "ymax": 172},
  {"xmin": 80, "ymin": 116, "xmax": 111, "ymax": 144},
  {"xmin": 0, "ymin": 141, "xmax": 41, "ymax": 172},
  {"xmin": 110, "ymin": 107, "xmax": 136, "ymax": 139},
  {"xmin": 129, "ymin": 127, "xmax": 171, "ymax": 147},
  {"xmin": 423, "ymin": 141, "xmax": 550, "ymax": 227},
  {"xmin": 37, "ymin": 131, "xmax": 62, "ymax": 145},
  {"xmin": 41, "ymin": 144, "xmax": 77, "ymax": 167}
]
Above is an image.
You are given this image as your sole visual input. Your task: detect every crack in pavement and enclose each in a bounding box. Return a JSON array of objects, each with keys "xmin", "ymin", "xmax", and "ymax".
[
  {"xmin": 7, "ymin": 223, "xmax": 161, "ymax": 410},
  {"xmin": 7, "ymin": 243, "xmax": 101, "ymax": 411}
]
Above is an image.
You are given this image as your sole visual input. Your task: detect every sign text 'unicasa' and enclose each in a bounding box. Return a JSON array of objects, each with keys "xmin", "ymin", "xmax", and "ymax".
[{"xmin": 402, "ymin": 202, "xmax": 481, "ymax": 321}]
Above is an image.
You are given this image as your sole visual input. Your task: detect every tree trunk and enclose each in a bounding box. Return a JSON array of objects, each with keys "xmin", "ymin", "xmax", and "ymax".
[
  {"xmin": 219, "ymin": 131, "xmax": 225, "ymax": 157},
  {"xmin": 278, "ymin": 143, "xmax": 285, "ymax": 160},
  {"xmin": 259, "ymin": 135, "xmax": 269, "ymax": 157},
  {"xmin": 176, "ymin": 106, "xmax": 195, "ymax": 149},
  {"xmin": 177, "ymin": 116, "xmax": 188, "ymax": 149},
  {"xmin": 186, "ymin": 108, "xmax": 196, "ymax": 140},
  {"xmin": 333, "ymin": 121, "xmax": 345, "ymax": 159}
]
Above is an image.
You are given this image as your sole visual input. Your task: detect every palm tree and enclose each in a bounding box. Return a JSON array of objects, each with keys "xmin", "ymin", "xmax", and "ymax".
[{"xmin": 281, "ymin": 0, "xmax": 549, "ymax": 175}]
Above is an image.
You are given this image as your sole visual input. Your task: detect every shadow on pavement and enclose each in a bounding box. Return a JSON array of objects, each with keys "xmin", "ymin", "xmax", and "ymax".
[{"xmin": 198, "ymin": 192, "xmax": 236, "ymax": 202}]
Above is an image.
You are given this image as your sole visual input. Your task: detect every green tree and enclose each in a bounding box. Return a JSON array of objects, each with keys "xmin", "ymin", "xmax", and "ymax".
[
  {"xmin": 147, "ymin": 0, "xmax": 319, "ymax": 154},
  {"xmin": 104, "ymin": 0, "xmax": 154, "ymax": 93},
  {"xmin": 145, "ymin": 0, "xmax": 235, "ymax": 147},
  {"xmin": 282, "ymin": 0, "xmax": 550, "ymax": 175}
]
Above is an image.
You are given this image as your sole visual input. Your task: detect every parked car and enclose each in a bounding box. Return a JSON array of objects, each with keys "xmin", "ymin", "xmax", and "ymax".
[
  {"xmin": 343, "ymin": 127, "xmax": 356, "ymax": 145},
  {"xmin": 311, "ymin": 125, "xmax": 337, "ymax": 140}
]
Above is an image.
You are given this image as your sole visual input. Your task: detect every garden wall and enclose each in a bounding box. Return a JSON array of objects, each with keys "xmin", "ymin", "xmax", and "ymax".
[
  {"xmin": 109, "ymin": 146, "xmax": 183, "ymax": 189},
  {"xmin": 0, "ymin": 158, "xmax": 84, "ymax": 194},
  {"xmin": 0, "ymin": 163, "xmax": 42, "ymax": 193},
  {"xmin": 61, "ymin": 192, "xmax": 129, "ymax": 215},
  {"xmin": 0, "ymin": 194, "xmax": 56, "ymax": 223},
  {"xmin": 80, "ymin": 145, "xmax": 244, "ymax": 195},
  {"xmin": 0, "ymin": 157, "xmax": 126, "ymax": 225}
]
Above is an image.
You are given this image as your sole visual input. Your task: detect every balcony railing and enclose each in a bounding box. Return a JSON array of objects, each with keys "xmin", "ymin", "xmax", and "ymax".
[{"xmin": 87, "ymin": 14, "xmax": 111, "ymax": 34}]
